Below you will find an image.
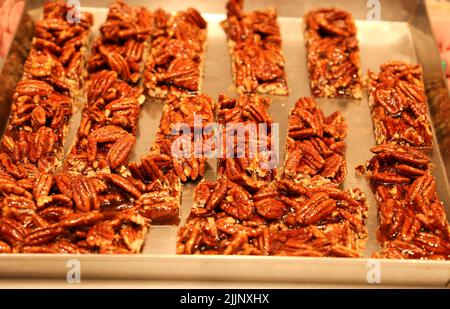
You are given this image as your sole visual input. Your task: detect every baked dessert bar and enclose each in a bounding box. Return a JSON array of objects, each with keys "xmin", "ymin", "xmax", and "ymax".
[
  {"xmin": 222, "ymin": 0, "xmax": 289, "ymax": 95},
  {"xmin": 304, "ymin": 8, "xmax": 362, "ymax": 99}
]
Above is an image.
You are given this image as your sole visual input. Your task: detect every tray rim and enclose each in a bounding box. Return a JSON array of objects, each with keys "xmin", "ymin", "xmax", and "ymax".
[{"xmin": 0, "ymin": 254, "xmax": 449, "ymax": 287}]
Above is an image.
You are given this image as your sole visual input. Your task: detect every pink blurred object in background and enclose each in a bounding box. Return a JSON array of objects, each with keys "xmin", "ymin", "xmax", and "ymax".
[
  {"xmin": 427, "ymin": 0, "xmax": 450, "ymax": 86},
  {"xmin": 0, "ymin": 0, "xmax": 24, "ymax": 57}
]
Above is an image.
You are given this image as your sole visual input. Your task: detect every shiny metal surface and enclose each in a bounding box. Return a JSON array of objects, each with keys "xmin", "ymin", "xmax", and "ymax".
[{"xmin": 0, "ymin": 0, "xmax": 449, "ymax": 286}]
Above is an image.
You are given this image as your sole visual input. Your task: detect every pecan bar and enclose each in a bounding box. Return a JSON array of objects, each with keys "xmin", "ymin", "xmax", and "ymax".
[
  {"xmin": 0, "ymin": 80, "xmax": 73, "ymax": 173},
  {"xmin": 64, "ymin": 2, "xmax": 151, "ymax": 175},
  {"xmin": 271, "ymin": 178, "xmax": 368, "ymax": 257},
  {"xmin": 0, "ymin": 1, "xmax": 93, "ymax": 175},
  {"xmin": 127, "ymin": 156, "xmax": 182, "ymax": 225},
  {"xmin": 143, "ymin": 8, "xmax": 207, "ymax": 98},
  {"xmin": 222, "ymin": 0, "xmax": 288, "ymax": 95},
  {"xmin": 367, "ymin": 61, "xmax": 433, "ymax": 151},
  {"xmin": 304, "ymin": 8, "xmax": 362, "ymax": 99},
  {"xmin": 87, "ymin": 1, "xmax": 152, "ymax": 84},
  {"xmin": 26, "ymin": 1, "xmax": 93, "ymax": 96},
  {"xmin": 217, "ymin": 94, "xmax": 278, "ymax": 191},
  {"xmin": 283, "ymin": 97, "xmax": 347, "ymax": 187},
  {"xmin": 64, "ymin": 71, "xmax": 143, "ymax": 175},
  {"xmin": 177, "ymin": 177, "xmax": 367, "ymax": 256},
  {"xmin": 178, "ymin": 178, "xmax": 272, "ymax": 255},
  {"xmin": 363, "ymin": 144, "xmax": 450, "ymax": 260},
  {"xmin": 270, "ymin": 225, "xmax": 363, "ymax": 257},
  {"xmin": 363, "ymin": 62, "xmax": 448, "ymax": 259},
  {"xmin": 150, "ymin": 93, "xmax": 216, "ymax": 182}
]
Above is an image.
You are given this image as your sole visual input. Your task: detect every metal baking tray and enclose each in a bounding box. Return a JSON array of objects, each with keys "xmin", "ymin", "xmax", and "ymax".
[{"xmin": 0, "ymin": 0, "xmax": 449, "ymax": 287}]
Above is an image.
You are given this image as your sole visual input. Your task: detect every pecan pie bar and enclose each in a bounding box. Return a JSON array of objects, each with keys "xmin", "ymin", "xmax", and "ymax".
[
  {"xmin": 64, "ymin": 1, "xmax": 151, "ymax": 175},
  {"xmin": 177, "ymin": 177, "xmax": 367, "ymax": 256},
  {"xmin": 222, "ymin": 0, "xmax": 289, "ymax": 95},
  {"xmin": 271, "ymin": 178, "xmax": 368, "ymax": 257},
  {"xmin": 217, "ymin": 94, "xmax": 278, "ymax": 191},
  {"xmin": 274, "ymin": 97, "xmax": 368, "ymax": 257},
  {"xmin": 178, "ymin": 178, "xmax": 273, "ymax": 255},
  {"xmin": 26, "ymin": 1, "xmax": 93, "ymax": 97},
  {"xmin": 87, "ymin": 1, "xmax": 152, "ymax": 84},
  {"xmin": 304, "ymin": 8, "xmax": 362, "ymax": 99},
  {"xmin": 150, "ymin": 93, "xmax": 216, "ymax": 182},
  {"xmin": 63, "ymin": 70, "xmax": 143, "ymax": 175},
  {"xmin": 363, "ymin": 61, "xmax": 449, "ymax": 260},
  {"xmin": 143, "ymin": 8, "xmax": 207, "ymax": 98},
  {"xmin": 362, "ymin": 144, "xmax": 450, "ymax": 260},
  {"xmin": 283, "ymin": 97, "xmax": 347, "ymax": 187},
  {"xmin": 367, "ymin": 61, "xmax": 433, "ymax": 151}
]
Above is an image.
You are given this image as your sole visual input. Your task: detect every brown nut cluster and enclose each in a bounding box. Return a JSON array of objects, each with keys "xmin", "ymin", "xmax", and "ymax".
[
  {"xmin": 178, "ymin": 178, "xmax": 273, "ymax": 255},
  {"xmin": 65, "ymin": 1, "xmax": 152, "ymax": 175},
  {"xmin": 151, "ymin": 93, "xmax": 216, "ymax": 182},
  {"xmin": 363, "ymin": 145, "xmax": 450, "ymax": 260},
  {"xmin": 58, "ymin": 1, "xmax": 159, "ymax": 246},
  {"xmin": 128, "ymin": 155, "xmax": 182, "ymax": 225},
  {"xmin": 64, "ymin": 70, "xmax": 143, "ymax": 175},
  {"xmin": 275, "ymin": 96, "xmax": 367, "ymax": 256},
  {"xmin": 367, "ymin": 61, "xmax": 433, "ymax": 151},
  {"xmin": 217, "ymin": 94, "xmax": 278, "ymax": 191},
  {"xmin": 87, "ymin": 1, "xmax": 152, "ymax": 84},
  {"xmin": 222, "ymin": 0, "xmax": 288, "ymax": 95},
  {"xmin": 177, "ymin": 177, "xmax": 367, "ymax": 256},
  {"xmin": 284, "ymin": 97, "xmax": 348, "ymax": 186},
  {"xmin": 304, "ymin": 8, "xmax": 362, "ymax": 99},
  {"xmin": 270, "ymin": 224, "xmax": 363, "ymax": 257},
  {"xmin": 30, "ymin": 1, "xmax": 93, "ymax": 92},
  {"xmin": 143, "ymin": 8, "xmax": 207, "ymax": 98},
  {"xmin": 362, "ymin": 61, "xmax": 449, "ymax": 260},
  {"xmin": 0, "ymin": 80, "xmax": 72, "ymax": 173},
  {"xmin": 158, "ymin": 93, "xmax": 215, "ymax": 136},
  {"xmin": 0, "ymin": 1, "xmax": 93, "ymax": 175},
  {"xmin": 0, "ymin": 171, "xmax": 150, "ymax": 253}
]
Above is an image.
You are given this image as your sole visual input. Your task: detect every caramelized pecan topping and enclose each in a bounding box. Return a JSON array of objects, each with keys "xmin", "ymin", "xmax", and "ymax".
[
  {"xmin": 304, "ymin": 8, "xmax": 362, "ymax": 98},
  {"xmin": 367, "ymin": 61, "xmax": 433, "ymax": 151},
  {"xmin": 283, "ymin": 97, "xmax": 348, "ymax": 186},
  {"xmin": 143, "ymin": 8, "xmax": 207, "ymax": 97},
  {"xmin": 222, "ymin": 0, "xmax": 288, "ymax": 95}
]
